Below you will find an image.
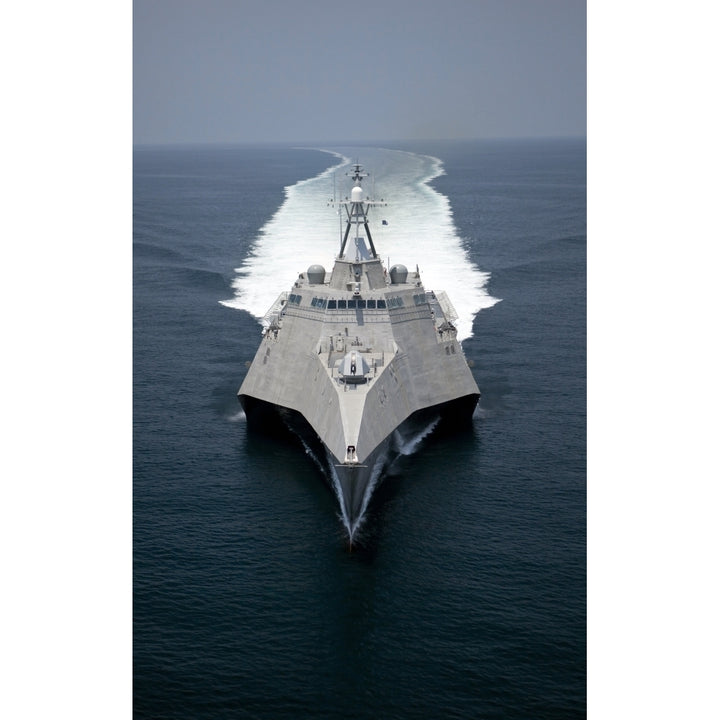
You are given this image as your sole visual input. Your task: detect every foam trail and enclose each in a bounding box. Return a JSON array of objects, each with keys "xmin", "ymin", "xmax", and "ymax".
[
  {"xmin": 393, "ymin": 417, "xmax": 442, "ymax": 457},
  {"xmin": 328, "ymin": 449, "xmax": 388, "ymax": 542},
  {"xmin": 352, "ymin": 454, "xmax": 388, "ymax": 539},
  {"xmin": 221, "ymin": 147, "xmax": 500, "ymax": 341},
  {"xmin": 286, "ymin": 425, "xmax": 327, "ymax": 474},
  {"xmin": 328, "ymin": 462, "xmax": 351, "ymax": 533},
  {"xmin": 220, "ymin": 149, "xmax": 349, "ymax": 321}
]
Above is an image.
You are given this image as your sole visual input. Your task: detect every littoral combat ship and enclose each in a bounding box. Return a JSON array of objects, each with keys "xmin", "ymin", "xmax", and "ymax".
[{"xmin": 238, "ymin": 163, "xmax": 479, "ymax": 538}]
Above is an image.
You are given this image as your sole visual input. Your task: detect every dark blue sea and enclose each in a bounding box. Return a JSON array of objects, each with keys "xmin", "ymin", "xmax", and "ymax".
[{"xmin": 133, "ymin": 138, "xmax": 586, "ymax": 719}]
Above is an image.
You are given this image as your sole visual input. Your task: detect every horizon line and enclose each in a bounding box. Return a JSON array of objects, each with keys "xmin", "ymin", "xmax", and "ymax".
[{"xmin": 133, "ymin": 134, "xmax": 587, "ymax": 150}]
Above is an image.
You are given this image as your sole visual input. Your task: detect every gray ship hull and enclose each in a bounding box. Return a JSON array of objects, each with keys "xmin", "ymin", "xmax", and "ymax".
[
  {"xmin": 237, "ymin": 163, "xmax": 481, "ymax": 540},
  {"xmin": 326, "ymin": 392, "xmax": 479, "ymax": 534},
  {"xmin": 239, "ymin": 392, "xmax": 479, "ymax": 537}
]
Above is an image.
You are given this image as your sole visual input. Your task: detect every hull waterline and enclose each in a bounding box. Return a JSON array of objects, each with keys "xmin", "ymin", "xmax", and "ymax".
[{"xmin": 239, "ymin": 393, "xmax": 479, "ymax": 537}]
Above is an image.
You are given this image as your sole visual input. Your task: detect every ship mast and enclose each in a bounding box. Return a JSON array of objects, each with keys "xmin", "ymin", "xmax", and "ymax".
[{"xmin": 337, "ymin": 163, "xmax": 383, "ymax": 260}]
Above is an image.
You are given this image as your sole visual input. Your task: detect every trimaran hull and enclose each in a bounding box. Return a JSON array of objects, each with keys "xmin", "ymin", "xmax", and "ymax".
[
  {"xmin": 239, "ymin": 392, "xmax": 479, "ymax": 538},
  {"xmin": 237, "ymin": 163, "xmax": 481, "ymax": 540}
]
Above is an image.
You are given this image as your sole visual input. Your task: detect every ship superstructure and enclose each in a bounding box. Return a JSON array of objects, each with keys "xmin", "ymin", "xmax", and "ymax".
[{"xmin": 238, "ymin": 164, "xmax": 479, "ymax": 539}]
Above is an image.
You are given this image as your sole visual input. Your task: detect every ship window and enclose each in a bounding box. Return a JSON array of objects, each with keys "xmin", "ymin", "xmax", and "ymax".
[
  {"xmin": 347, "ymin": 299, "xmax": 357, "ymax": 309},
  {"xmin": 289, "ymin": 294, "xmax": 296, "ymax": 303},
  {"xmin": 311, "ymin": 297, "xmax": 317, "ymax": 307},
  {"xmin": 366, "ymin": 299, "xmax": 376, "ymax": 309},
  {"xmin": 338, "ymin": 299, "xmax": 347, "ymax": 309},
  {"xmin": 328, "ymin": 299, "xmax": 337, "ymax": 309},
  {"xmin": 377, "ymin": 299, "xmax": 386, "ymax": 309},
  {"xmin": 294, "ymin": 294, "xmax": 303, "ymax": 304},
  {"xmin": 357, "ymin": 299, "xmax": 366, "ymax": 308}
]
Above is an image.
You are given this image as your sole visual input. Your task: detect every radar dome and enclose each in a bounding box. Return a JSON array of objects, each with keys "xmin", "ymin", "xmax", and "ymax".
[
  {"xmin": 307, "ymin": 264, "xmax": 326, "ymax": 284},
  {"xmin": 351, "ymin": 185, "xmax": 364, "ymax": 202},
  {"xmin": 389, "ymin": 264, "xmax": 408, "ymax": 284}
]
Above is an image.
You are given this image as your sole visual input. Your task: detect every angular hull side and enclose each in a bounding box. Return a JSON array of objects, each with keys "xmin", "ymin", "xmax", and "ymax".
[
  {"xmin": 331, "ymin": 392, "xmax": 479, "ymax": 535},
  {"xmin": 238, "ymin": 390, "xmax": 479, "ymax": 536},
  {"xmin": 354, "ymin": 347, "xmax": 479, "ymax": 461}
]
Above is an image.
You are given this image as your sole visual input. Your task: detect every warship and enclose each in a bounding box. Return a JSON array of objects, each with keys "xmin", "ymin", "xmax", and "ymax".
[{"xmin": 238, "ymin": 163, "xmax": 480, "ymax": 539}]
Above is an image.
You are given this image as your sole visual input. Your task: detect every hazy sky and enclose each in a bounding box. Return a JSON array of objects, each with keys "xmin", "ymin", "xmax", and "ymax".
[{"xmin": 134, "ymin": 0, "xmax": 585, "ymax": 144}]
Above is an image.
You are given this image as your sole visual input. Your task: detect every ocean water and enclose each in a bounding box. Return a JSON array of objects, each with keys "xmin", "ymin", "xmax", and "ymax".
[{"xmin": 134, "ymin": 138, "xmax": 586, "ymax": 719}]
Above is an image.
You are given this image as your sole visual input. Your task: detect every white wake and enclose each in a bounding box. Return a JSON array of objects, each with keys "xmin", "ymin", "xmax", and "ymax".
[{"xmin": 220, "ymin": 146, "xmax": 500, "ymax": 340}]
